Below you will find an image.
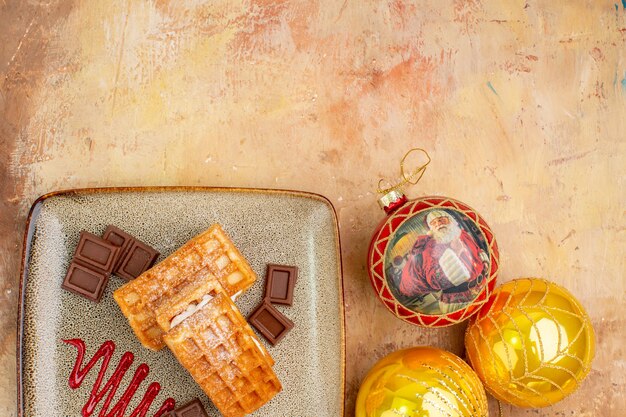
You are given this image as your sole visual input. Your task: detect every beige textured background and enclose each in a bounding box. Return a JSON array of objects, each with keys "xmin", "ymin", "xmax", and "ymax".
[{"xmin": 1, "ymin": 0, "xmax": 624, "ymax": 416}]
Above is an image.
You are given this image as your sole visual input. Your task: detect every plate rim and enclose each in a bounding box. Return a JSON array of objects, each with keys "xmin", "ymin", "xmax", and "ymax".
[{"xmin": 16, "ymin": 186, "xmax": 346, "ymax": 417}]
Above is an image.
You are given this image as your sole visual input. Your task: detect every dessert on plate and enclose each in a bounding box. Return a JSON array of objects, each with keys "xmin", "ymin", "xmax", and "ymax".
[
  {"xmin": 113, "ymin": 224, "xmax": 281, "ymax": 417},
  {"xmin": 113, "ymin": 224, "xmax": 257, "ymax": 350}
]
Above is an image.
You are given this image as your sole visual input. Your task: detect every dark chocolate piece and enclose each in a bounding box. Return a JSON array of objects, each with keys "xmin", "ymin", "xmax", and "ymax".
[
  {"xmin": 102, "ymin": 225, "xmax": 135, "ymax": 271},
  {"xmin": 265, "ymin": 264, "xmax": 297, "ymax": 306},
  {"xmin": 74, "ymin": 231, "xmax": 120, "ymax": 273},
  {"xmin": 62, "ymin": 261, "xmax": 110, "ymax": 302},
  {"xmin": 170, "ymin": 398, "xmax": 208, "ymax": 417},
  {"xmin": 116, "ymin": 239, "xmax": 159, "ymax": 281},
  {"xmin": 248, "ymin": 300, "xmax": 294, "ymax": 345}
]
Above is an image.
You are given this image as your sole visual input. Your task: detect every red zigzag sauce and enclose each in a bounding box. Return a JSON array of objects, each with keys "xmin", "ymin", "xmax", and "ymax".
[{"xmin": 63, "ymin": 339, "xmax": 175, "ymax": 417}]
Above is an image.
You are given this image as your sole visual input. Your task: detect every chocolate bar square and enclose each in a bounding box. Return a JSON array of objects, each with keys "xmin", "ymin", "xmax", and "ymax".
[
  {"xmin": 102, "ymin": 225, "xmax": 135, "ymax": 271},
  {"xmin": 248, "ymin": 300, "xmax": 294, "ymax": 345},
  {"xmin": 170, "ymin": 398, "xmax": 208, "ymax": 417},
  {"xmin": 62, "ymin": 261, "xmax": 110, "ymax": 302},
  {"xmin": 116, "ymin": 239, "xmax": 159, "ymax": 281},
  {"xmin": 265, "ymin": 264, "xmax": 297, "ymax": 306},
  {"xmin": 74, "ymin": 231, "xmax": 120, "ymax": 273}
]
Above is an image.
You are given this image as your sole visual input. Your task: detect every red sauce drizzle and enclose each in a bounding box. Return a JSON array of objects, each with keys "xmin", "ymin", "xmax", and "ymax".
[{"xmin": 63, "ymin": 339, "xmax": 175, "ymax": 417}]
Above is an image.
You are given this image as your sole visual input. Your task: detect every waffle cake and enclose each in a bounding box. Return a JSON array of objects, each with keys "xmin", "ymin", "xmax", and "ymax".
[
  {"xmin": 164, "ymin": 292, "xmax": 281, "ymax": 417},
  {"xmin": 113, "ymin": 224, "xmax": 257, "ymax": 350}
]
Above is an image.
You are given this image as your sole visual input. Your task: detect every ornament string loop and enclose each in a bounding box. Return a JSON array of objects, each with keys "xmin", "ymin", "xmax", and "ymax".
[{"xmin": 377, "ymin": 148, "xmax": 431, "ymax": 195}]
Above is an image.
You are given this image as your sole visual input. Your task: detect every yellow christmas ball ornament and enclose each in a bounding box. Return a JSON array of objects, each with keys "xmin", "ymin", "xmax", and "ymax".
[
  {"xmin": 355, "ymin": 347, "xmax": 488, "ymax": 417},
  {"xmin": 465, "ymin": 278, "xmax": 595, "ymax": 408}
]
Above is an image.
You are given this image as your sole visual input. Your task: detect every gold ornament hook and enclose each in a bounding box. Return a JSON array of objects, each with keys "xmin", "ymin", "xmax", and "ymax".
[{"xmin": 377, "ymin": 148, "xmax": 431, "ymax": 195}]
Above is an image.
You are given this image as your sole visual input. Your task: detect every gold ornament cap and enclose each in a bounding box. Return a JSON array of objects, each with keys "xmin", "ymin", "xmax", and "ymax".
[
  {"xmin": 377, "ymin": 189, "xmax": 407, "ymax": 213},
  {"xmin": 376, "ymin": 148, "xmax": 430, "ymax": 214}
]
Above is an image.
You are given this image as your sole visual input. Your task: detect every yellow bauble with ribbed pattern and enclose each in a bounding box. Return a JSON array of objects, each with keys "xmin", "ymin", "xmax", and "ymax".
[
  {"xmin": 465, "ymin": 278, "xmax": 595, "ymax": 408},
  {"xmin": 355, "ymin": 347, "xmax": 488, "ymax": 417}
]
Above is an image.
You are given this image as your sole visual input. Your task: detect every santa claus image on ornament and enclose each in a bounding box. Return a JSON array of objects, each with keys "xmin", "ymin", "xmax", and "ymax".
[{"xmin": 384, "ymin": 208, "xmax": 490, "ymax": 315}]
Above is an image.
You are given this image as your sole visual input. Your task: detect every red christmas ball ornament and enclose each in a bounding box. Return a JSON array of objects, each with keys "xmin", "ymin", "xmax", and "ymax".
[{"xmin": 367, "ymin": 150, "xmax": 500, "ymax": 327}]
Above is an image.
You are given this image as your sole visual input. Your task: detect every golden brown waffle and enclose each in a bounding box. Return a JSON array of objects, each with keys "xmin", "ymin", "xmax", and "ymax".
[
  {"xmin": 113, "ymin": 224, "xmax": 257, "ymax": 350},
  {"xmin": 164, "ymin": 293, "xmax": 281, "ymax": 417}
]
